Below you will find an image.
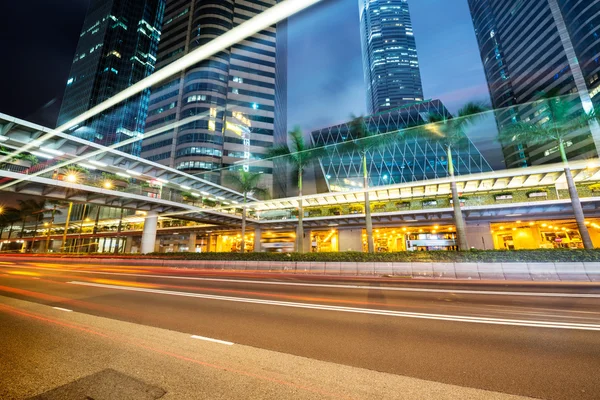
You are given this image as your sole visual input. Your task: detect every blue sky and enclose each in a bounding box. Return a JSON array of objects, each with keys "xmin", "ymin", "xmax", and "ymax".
[{"xmin": 287, "ymin": 0, "xmax": 492, "ymax": 131}]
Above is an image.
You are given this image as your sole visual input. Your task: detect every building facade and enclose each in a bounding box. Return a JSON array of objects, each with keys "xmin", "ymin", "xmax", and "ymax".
[
  {"xmin": 141, "ymin": 0, "xmax": 283, "ymax": 188},
  {"xmin": 311, "ymin": 100, "xmax": 492, "ymax": 191},
  {"xmin": 468, "ymin": 0, "xmax": 600, "ymax": 168},
  {"xmin": 57, "ymin": 0, "xmax": 165, "ymax": 155},
  {"xmin": 359, "ymin": 0, "xmax": 424, "ymax": 114}
]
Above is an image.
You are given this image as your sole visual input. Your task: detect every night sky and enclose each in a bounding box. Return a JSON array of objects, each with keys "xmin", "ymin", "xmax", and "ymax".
[{"xmin": 0, "ymin": 0, "xmax": 501, "ymax": 166}]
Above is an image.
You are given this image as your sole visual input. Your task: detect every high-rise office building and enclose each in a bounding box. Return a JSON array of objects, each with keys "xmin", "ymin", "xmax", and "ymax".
[
  {"xmin": 359, "ymin": 0, "xmax": 424, "ymax": 114},
  {"xmin": 141, "ymin": 0, "xmax": 283, "ymax": 189},
  {"xmin": 58, "ymin": 0, "xmax": 165, "ymax": 155},
  {"xmin": 468, "ymin": 0, "xmax": 600, "ymax": 168}
]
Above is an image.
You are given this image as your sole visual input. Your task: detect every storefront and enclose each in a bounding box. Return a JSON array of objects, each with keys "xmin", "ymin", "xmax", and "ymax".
[
  {"xmin": 491, "ymin": 220, "xmax": 587, "ymax": 250},
  {"xmin": 361, "ymin": 226, "xmax": 458, "ymax": 252}
]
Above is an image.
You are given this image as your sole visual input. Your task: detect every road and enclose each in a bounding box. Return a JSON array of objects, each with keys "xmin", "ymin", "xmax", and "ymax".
[{"xmin": 0, "ymin": 259, "xmax": 599, "ymax": 399}]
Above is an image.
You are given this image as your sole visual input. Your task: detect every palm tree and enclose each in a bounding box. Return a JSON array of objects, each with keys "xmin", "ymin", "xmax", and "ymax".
[
  {"xmin": 5, "ymin": 208, "xmax": 20, "ymax": 240},
  {"xmin": 499, "ymin": 92, "xmax": 594, "ymax": 249},
  {"xmin": 224, "ymin": 170, "xmax": 269, "ymax": 252},
  {"xmin": 335, "ymin": 115, "xmax": 398, "ymax": 253},
  {"xmin": 404, "ymin": 102, "xmax": 489, "ymax": 251},
  {"xmin": 0, "ymin": 207, "xmax": 19, "ymax": 240},
  {"xmin": 268, "ymin": 127, "xmax": 325, "ymax": 252},
  {"xmin": 28, "ymin": 199, "xmax": 51, "ymax": 251},
  {"xmin": 16, "ymin": 199, "xmax": 41, "ymax": 239},
  {"xmin": 45, "ymin": 200, "xmax": 64, "ymax": 252}
]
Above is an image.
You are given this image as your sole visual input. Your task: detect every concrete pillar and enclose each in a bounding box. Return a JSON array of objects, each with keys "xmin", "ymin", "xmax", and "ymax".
[
  {"xmin": 124, "ymin": 236, "xmax": 133, "ymax": 253},
  {"xmin": 207, "ymin": 234, "xmax": 213, "ymax": 252},
  {"xmin": 466, "ymin": 223, "xmax": 494, "ymax": 250},
  {"xmin": 141, "ymin": 211, "xmax": 158, "ymax": 254},
  {"xmin": 338, "ymin": 228, "xmax": 363, "ymax": 252},
  {"xmin": 303, "ymin": 229, "xmax": 312, "ymax": 252},
  {"xmin": 253, "ymin": 227, "xmax": 262, "ymax": 252},
  {"xmin": 188, "ymin": 233, "xmax": 197, "ymax": 252}
]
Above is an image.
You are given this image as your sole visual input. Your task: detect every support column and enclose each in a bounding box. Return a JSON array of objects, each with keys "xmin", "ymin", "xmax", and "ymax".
[
  {"xmin": 141, "ymin": 211, "xmax": 158, "ymax": 254},
  {"xmin": 303, "ymin": 229, "xmax": 312, "ymax": 252},
  {"xmin": 253, "ymin": 227, "xmax": 262, "ymax": 252},
  {"xmin": 207, "ymin": 234, "xmax": 213, "ymax": 253},
  {"xmin": 188, "ymin": 233, "xmax": 197, "ymax": 252},
  {"xmin": 466, "ymin": 223, "xmax": 494, "ymax": 250},
  {"xmin": 124, "ymin": 236, "xmax": 133, "ymax": 253},
  {"xmin": 338, "ymin": 228, "xmax": 363, "ymax": 252}
]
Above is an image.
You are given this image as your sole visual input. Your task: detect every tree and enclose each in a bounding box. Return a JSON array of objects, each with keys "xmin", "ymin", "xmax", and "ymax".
[
  {"xmin": 268, "ymin": 127, "xmax": 325, "ymax": 252},
  {"xmin": 45, "ymin": 200, "xmax": 64, "ymax": 252},
  {"xmin": 28, "ymin": 200, "xmax": 52, "ymax": 250},
  {"xmin": 336, "ymin": 115, "xmax": 398, "ymax": 253},
  {"xmin": 224, "ymin": 170, "xmax": 269, "ymax": 252},
  {"xmin": 499, "ymin": 91, "xmax": 594, "ymax": 249},
  {"xmin": 404, "ymin": 102, "xmax": 488, "ymax": 251},
  {"xmin": 0, "ymin": 207, "xmax": 20, "ymax": 240},
  {"xmin": 16, "ymin": 199, "xmax": 39, "ymax": 239}
]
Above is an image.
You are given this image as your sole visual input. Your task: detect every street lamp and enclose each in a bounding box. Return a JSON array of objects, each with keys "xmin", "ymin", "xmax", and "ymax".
[{"xmin": 66, "ymin": 173, "xmax": 78, "ymax": 183}]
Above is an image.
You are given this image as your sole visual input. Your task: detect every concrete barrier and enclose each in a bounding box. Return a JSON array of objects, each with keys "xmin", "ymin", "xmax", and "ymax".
[{"xmin": 2, "ymin": 255, "xmax": 600, "ymax": 282}]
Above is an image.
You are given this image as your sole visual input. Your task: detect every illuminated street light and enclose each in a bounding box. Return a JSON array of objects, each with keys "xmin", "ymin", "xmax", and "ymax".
[
  {"xmin": 66, "ymin": 173, "xmax": 78, "ymax": 183},
  {"xmin": 103, "ymin": 180, "xmax": 113, "ymax": 189}
]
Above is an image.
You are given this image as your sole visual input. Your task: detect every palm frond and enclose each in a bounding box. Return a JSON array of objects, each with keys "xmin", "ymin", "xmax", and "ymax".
[
  {"xmin": 250, "ymin": 186, "xmax": 270, "ymax": 200},
  {"xmin": 289, "ymin": 126, "xmax": 305, "ymax": 153}
]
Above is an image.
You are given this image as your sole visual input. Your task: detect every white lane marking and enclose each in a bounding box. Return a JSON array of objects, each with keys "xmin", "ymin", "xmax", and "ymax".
[
  {"xmin": 52, "ymin": 307, "xmax": 72, "ymax": 312},
  {"xmin": 1, "ymin": 264, "xmax": 599, "ymax": 298},
  {"xmin": 68, "ymin": 281, "xmax": 600, "ymax": 332},
  {"xmin": 191, "ymin": 335, "xmax": 234, "ymax": 346}
]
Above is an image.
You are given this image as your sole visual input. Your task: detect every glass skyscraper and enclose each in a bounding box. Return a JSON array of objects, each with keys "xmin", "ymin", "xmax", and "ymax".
[
  {"xmin": 57, "ymin": 0, "xmax": 165, "ymax": 156},
  {"xmin": 312, "ymin": 101, "xmax": 492, "ymax": 191},
  {"xmin": 141, "ymin": 0, "xmax": 285, "ymax": 189},
  {"xmin": 468, "ymin": 0, "xmax": 600, "ymax": 168},
  {"xmin": 359, "ymin": 0, "xmax": 424, "ymax": 114}
]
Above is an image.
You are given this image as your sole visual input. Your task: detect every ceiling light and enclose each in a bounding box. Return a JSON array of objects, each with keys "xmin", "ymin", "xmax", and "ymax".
[
  {"xmin": 31, "ymin": 151, "xmax": 54, "ymax": 159},
  {"xmin": 39, "ymin": 147, "xmax": 64, "ymax": 156}
]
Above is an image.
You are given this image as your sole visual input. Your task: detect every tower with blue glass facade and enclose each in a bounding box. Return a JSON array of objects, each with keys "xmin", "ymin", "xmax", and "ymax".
[
  {"xmin": 359, "ymin": 0, "xmax": 424, "ymax": 114},
  {"xmin": 468, "ymin": 0, "xmax": 600, "ymax": 168},
  {"xmin": 57, "ymin": 0, "xmax": 165, "ymax": 156}
]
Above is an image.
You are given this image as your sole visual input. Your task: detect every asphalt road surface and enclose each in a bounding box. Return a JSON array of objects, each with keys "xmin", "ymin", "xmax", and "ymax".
[{"xmin": 0, "ymin": 259, "xmax": 599, "ymax": 399}]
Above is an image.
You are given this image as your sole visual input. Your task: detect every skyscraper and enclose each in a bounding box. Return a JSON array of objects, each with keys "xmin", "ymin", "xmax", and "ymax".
[
  {"xmin": 141, "ymin": 0, "xmax": 283, "ymax": 189},
  {"xmin": 468, "ymin": 0, "xmax": 600, "ymax": 168},
  {"xmin": 57, "ymin": 0, "xmax": 165, "ymax": 155},
  {"xmin": 359, "ymin": 0, "xmax": 424, "ymax": 114}
]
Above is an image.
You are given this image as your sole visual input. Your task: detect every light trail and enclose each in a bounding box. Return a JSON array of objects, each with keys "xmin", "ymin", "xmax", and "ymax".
[
  {"xmin": 69, "ymin": 281, "xmax": 600, "ymax": 331},
  {"xmin": 2, "ymin": 263, "xmax": 599, "ymax": 298},
  {"xmin": 190, "ymin": 335, "xmax": 234, "ymax": 346}
]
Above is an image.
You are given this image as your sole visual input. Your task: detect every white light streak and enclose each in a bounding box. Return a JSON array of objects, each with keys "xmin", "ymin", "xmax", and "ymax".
[
  {"xmin": 88, "ymin": 160, "xmax": 108, "ymax": 167},
  {"xmin": 126, "ymin": 170, "xmax": 142, "ymax": 176},
  {"xmin": 79, "ymin": 163, "xmax": 97, "ymax": 170},
  {"xmin": 39, "ymin": 147, "xmax": 65, "ymax": 156},
  {"xmin": 30, "ymin": 151, "xmax": 54, "ymax": 160},
  {"xmin": 116, "ymin": 172, "xmax": 130, "ymax": 178}
]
